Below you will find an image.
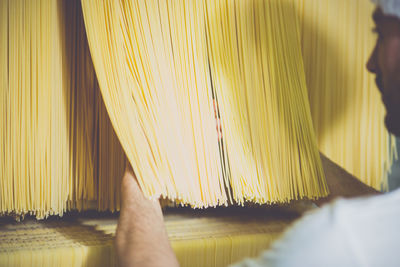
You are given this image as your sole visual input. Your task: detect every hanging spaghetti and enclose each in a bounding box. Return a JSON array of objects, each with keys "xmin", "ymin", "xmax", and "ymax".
[
  {"xmin": 0, "ymin": 0, "xmax": 126, "ymax": 218},
  {"xmin": 297, "ymin": 0, "xmax": 397, "ymax": 190},
  {"xmin": 81, "ymin": 0, "xmax": 329, "ymax": 206}
]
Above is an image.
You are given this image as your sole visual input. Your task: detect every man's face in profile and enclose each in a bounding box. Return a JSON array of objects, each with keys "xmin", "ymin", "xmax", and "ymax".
[{"xmin": 367, "ymin": 8, "xmax": 400, "ymax": 136}]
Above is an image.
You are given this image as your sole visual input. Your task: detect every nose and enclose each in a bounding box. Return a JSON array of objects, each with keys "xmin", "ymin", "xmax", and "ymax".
[{"xmin": 367, "ymin": 43, "xmax": 378, "ymax": 74}]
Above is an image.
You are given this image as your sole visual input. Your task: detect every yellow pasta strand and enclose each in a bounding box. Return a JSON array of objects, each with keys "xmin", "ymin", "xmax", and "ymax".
[
  {"xmin": 81, "ymin": 0, "xmax": 328, "ymax": 207},
  {"xmin": 3, "ymin": 0, "xmax": 393, "ymax": 217},
  {"xmin": 81, "ymin": 0, "xmax": 227, "ymax": 207},
  {"xmin": 0, "ymin": 207, "xmax": 303, "ymax": 267},
  {"xmin": 297, "ymin": 0, "xmax": 397, "ymax": 190},
  {"xmin": 0, "ymin": 0, "xmax": 126, "ymax": 218},
  {"xmin": 205, "ymin": 0, "xmax": 327, "ymax": 203},
  {"xmin": 1, "ymin": 0, "xmax": 71, "ymax": 218}
]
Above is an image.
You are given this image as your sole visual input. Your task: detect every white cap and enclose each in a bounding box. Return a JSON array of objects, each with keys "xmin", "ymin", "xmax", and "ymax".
[{"xmin": 372, "ymin": 0, "xmax": 400, "ymax": 19}]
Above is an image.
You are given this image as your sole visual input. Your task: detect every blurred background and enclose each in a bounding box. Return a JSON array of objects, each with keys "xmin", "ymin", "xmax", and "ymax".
[{"xmin": 388, "ymin": 138, "xmax": 400, "ymax": 191}]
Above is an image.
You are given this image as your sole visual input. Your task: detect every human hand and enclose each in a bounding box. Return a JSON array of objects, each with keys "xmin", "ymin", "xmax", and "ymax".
[{"xmin": 115, "ymin": 162, "xmax": 179, "ymax": 267}]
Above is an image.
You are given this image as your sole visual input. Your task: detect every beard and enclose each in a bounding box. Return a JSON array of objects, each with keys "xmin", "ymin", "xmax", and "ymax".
[
  {"xmin": 377, "ymin": 75, "xmax": 400, "ymax": 136},
  {"xmin": 384, "ymin": 107, "xmax": 400, "ymax": 137},
  {"xmin": 382, "ymin": 91, "xmax": 400, "ymax": 137}
]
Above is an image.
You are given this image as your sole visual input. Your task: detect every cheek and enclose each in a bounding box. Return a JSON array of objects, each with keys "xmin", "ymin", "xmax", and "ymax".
[
  {"xmin": 379, "ymin": 38, "xmax": 400, "ymax": 74},
  {"xmin": 378, "ymin": 38, "xmax": 400, "ymax": 92}
]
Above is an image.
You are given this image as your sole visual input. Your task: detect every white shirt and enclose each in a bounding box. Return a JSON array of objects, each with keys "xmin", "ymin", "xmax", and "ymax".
[{"xmin": 232, "ymin": 189, "xmax": 400, "ymax": 267}]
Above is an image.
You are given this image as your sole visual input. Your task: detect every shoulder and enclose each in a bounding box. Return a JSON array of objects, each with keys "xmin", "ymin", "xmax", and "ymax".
[
  {"xmin": 233, "ymin": 190, "xmax": 400, "ymax": 267},
  {"xmin": 231, "ymin": 202, "xmax": 354, "ymax": 267},
  {"xmin": 269, "ymin": 190, "xmax": 400, "ymax": 267},
  {"xmin": 255, "ymin": 201, "xmax": 355, "ymax": 267}
]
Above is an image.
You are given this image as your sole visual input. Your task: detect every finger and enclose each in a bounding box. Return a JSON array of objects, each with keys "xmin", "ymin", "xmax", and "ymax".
[{"xmin": 125, "ymin": 160, "xmax": 134, "ymax": 175}]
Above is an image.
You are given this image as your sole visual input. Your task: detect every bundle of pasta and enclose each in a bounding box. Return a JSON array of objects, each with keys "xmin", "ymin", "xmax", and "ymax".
[
  {"xmin": 297, "ymin": 0, "xmax": 397, "ymax": 190},
  {"xmin": 0, "ymin": 0, "xmax": 126, "ymax": 218},
  {"xmin": 81, "ymin": 0, "xmax": 328, "ymax": 206}
]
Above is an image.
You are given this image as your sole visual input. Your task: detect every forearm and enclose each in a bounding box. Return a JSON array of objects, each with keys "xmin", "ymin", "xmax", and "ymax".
[
  {"xmin": 116, "ymin": 171, "xmax": 179, "ymax": 267},
  {"xmin": 316, "ymin": 153, "xmax": 380, "ymax": 205}
]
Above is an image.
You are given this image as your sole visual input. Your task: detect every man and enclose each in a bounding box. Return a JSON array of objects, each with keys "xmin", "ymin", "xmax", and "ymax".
[
  {"xmin": 369, "ymin": 1, "xmax": 400, "ymax": 136},
  {"xmin": 115, "ymin": 1, "xmax": 400, "ymax": 266}
]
